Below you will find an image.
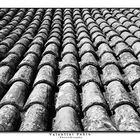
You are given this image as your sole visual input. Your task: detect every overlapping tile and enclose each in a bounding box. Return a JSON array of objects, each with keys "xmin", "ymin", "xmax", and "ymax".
[{"xmin": 0, "ymin": 8, "xmax": 140, "ymax": 131}]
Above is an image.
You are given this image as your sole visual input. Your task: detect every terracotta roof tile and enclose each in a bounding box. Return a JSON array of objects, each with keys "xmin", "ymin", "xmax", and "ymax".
[
  {"xmin": 81, "ymin": 82, "xmax": 107, "ymax": 113},
  {"xmin": 0, "ymin": 54, "xmax": 20, "ymax": 70},
  {"xmin": 112, "ymin": 104, "xmax": 140, "ymax": 131},
  {"xmin": 80, "ymin": 65, "xmax": 101, "ymax": 87},
  {"xmin": 119, "ymin": 52, "xmax": 139, "ymax": 68},
  {"xmin": 82, "ymin": 105, "xmax": 117, "ymax": 131},
  {"xmin": 105, "ymin": 81, "xmax": 134, "ymax": 112},
  {"xmin": 24, "ymin": 83, "xmax": 52, "ymax": 110},
  {"xmin": 53, "ymin": 107, "xmax": 82, "ymax": 131},
  {"xmin": 123, "ymin": 64, "xmax": 140, "ymax": 87},
  {"xmin": 19, "ymin": 104, "xmax": 48, "ymax": 131},
  {"xmin": 33, "ymin": 65, "xmax": 55, "ymax": 88},
  {"xmin": 55, "ymin": 82, "xmax": 80, "ymax": 113},
  {"xmin": 102, "ymin": 64, "xmax": 124, "ymax": 85},
  {"xmin": 0, "ymin": 105, "xmax": 20, "ymax": 131},
  {"xmin": 0, "ymin": 81, "xmax": 28, "ymax": 110},
  {"xmin": 58, "ymin": 66, "xmax": 78, "ymax": 87},
  {"xmin": 1, "ymin": 8, "xmax": 140, "ymax": 131}
]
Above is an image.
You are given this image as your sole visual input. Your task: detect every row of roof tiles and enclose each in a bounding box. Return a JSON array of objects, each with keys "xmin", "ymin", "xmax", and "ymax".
[{"xmin": 0, "ymin": 8, "xmax": 140, "ymax": 131}]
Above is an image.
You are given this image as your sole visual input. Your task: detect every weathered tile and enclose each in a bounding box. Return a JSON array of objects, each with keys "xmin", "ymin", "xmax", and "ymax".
[
  {"xmin": 81, "ymin": 82, "xmax": 107, "ymax": 113},
  {"xmin": 19, "ymin": 104, "xmax": 48, "ymax": 131},
  {"xmin": 59, "ymin": 53, "xmax": 78, "ymax": 70},
  {"xmin": 24, "ymin": 83, "xmax": 52, "ymax": 110},
  {"xmin": 80, "ymin": 65, "xmax": 101, "ymax": 86},
  {"xmin": 82, "ymin": 105, "xmax": 117, "ymax": 131},
  {"xmin": 124, "ymin": 64, "xmax": 140, "ymax": 87},
  {"xmin": 53, "ymin": 107, "xmax": 82, "ymax": 131},
  {"xmin": 55, "ymin": 82, "xmax": 80, "ymax": 113},
  {"xmin": 105, "ymin": 81, "xmax": 133, "ymax": 111},
  {"xmin": 9, "ymin": 65, "xmax": 34, "ymax": 86},
  {"xmin": 0, "ymin": 105, "xmax": 20, "ymax": 131},
  {"xmin": 33, "ymin": 65, "xmax": 55, "ymax": 88},
  {"xmin": 58, "ymin": 66, "xmax": 78, "ymax": 87},
  {"xmin": 112, "ymin": 105, "xmax": 140, "ymax": 131},
  {"xmin": 0, "ymin": 81, "xmax": 28, "ymax": 110},
  {"xmin": 102, "ymin": 64, "xmax": 123, "ymax": 85},
  {"xmin": 38, "ymin": 54, "xmax": 57, "ymax": 70}
]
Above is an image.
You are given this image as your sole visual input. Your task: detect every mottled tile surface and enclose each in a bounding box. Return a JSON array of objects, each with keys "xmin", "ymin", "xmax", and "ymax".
[{"xmin": 0, "ymin": 8, "xmax": 140, "ymax": 131}]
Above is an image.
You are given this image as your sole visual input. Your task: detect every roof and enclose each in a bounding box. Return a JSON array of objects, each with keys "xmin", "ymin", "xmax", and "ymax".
[{"xmin": 0, "ymin": 8, "xmax": 140, "ymax": 131}]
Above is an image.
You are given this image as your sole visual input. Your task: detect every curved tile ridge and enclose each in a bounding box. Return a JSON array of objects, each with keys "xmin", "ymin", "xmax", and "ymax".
[
  {"xmin": 53, "ymin": 9, "xmax": 82, "ymax": 132},
  {"xmin": 95, "ymin": 10, "xmax": 140, "ymax": 112},
  {"xmin": 0, "ymin": 9, "xmax": 27, "ymax": 41},
  {"xmin": 98, "ymin": 9, "xmax": 140, "ymax": 130},
  {"xmin": 0, "ymin": 8, "xmax": 18, "ymax": 30},
  {"xmin": 90, "ymin": 9, "xmax": 139, "ymax": 110},
  {"xmin": 83, "ymin": 9, "xmax": 140, "ymax": 131},
  {"xmin": 0, "ymin": 9, "xmax": 9, "ymax": 20},
  {"xmin": 1, "ymin": 8, "xmax": 140, "ymax": 132},
  {"xmin": 78, "ymin": 9, "xmax": 116, "ymax": 131},
  {"xmin": 53, "ymin": 107, "xmax": 82, "ymax": 131},
  {"xmin": 82, "ymin": 105, "xmax": 117, "ymax": 131},
  {"xmin": 20, "ymin": 9, "xmax": 62, "ymax": 132},
  {"xmin": 100, "ymin": 9, "xmax": 140, "ymax": 59},
  {"xmin": 19, "ymin": 104, "xmax": 48, "ymax": 131},
  {"xmin": 0, "ymin": 9, "xmax": 53, "ymax": 131},
  {"xmin": 0, "ymin": 104, "xmax": 20, "ymax": 131},
  {"xmin": 0, "ymin": 9, "xmax": 36, "ymax": 59},
  {"xmin": 112, "ymin": 104, "xmax": 140, "ymax": 131},
  {"xmin": 0, "ymin": 9, "xmax": 40, "ymax": 102}
]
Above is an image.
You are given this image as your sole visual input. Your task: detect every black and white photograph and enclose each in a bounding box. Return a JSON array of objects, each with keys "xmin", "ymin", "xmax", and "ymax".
[{"xmin": 0, "ymin": 0, "xmax": 140, "ymax": 139}]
